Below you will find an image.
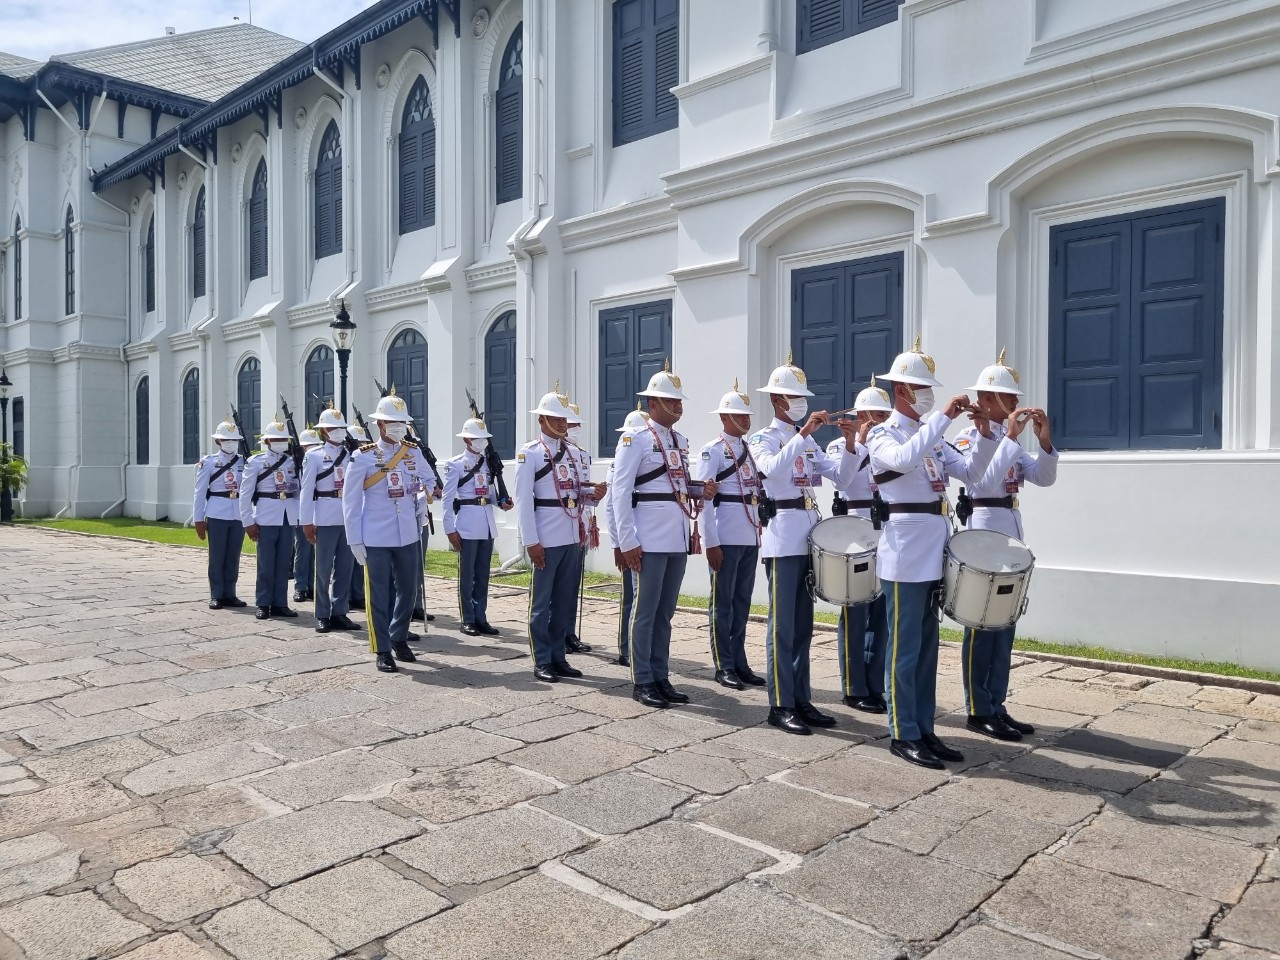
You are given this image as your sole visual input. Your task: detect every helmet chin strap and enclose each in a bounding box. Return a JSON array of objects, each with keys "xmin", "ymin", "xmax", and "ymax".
[{"xmin": 995, "ymin": 393, "xmax": 1014, "ymax": 416}]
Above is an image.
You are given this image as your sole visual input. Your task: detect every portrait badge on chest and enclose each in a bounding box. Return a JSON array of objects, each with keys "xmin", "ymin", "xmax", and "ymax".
[
  {"xmin": 792, "ymin": 455, "xmax": 810, "ymax": 488},
  {"xmin": 923, "ymin": 457, "xmax": 945, "ymax": 493},
  {"xmin": 388, "ymin": 471, "xmax": 405, "ymax": 498}
]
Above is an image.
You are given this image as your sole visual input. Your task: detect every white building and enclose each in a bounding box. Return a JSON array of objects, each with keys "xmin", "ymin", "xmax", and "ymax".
[{"xmin": 3, "ymin": 0, "xmax": 1279, "ymax": 668}]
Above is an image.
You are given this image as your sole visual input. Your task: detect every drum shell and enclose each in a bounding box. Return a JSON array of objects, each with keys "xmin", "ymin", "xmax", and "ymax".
[
  {"xmin": 942, "ymin": 530, "xmax": 1035, "ymax": 630},
  {"xmin": 808, "ymin": 517, "xmax": 880, "ymax": 607}
]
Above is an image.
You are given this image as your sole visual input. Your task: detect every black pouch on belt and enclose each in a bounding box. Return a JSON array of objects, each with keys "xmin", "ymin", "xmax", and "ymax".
[
  {"xmin": 956, "ymin": 486, "xmax": 973, "ymax": 527},
  {"xmin": 757, "ymin": 494, "xmax": 778, "ymax": 528},
  {"xmin": 831, "ymin": 493, "xmax": 849, "ymax": 517}
]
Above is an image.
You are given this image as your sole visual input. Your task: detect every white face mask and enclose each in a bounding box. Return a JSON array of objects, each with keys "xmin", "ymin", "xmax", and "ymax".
[
  {"xmin": 328, "ymin": 429, "xmax": 347, "ymax": 443},
  {"xmin": 909, "ymin": 387, "xmax": 935, "ymax": 418},
  {"xmin": 219, "ymin": 440, "xmax": 238, "ymax": 455},
  {"xmin": 469, "ymin": 438, "xmax": 490, "ymax": 454},
  {"xmin": 267, "ymin": 440, "xmax": 289, "ymax": 454},
  {"xmin": 382, "ymin": 423, "xmax": 408, "ymax": 442},
  {"xmin": 786, "ymin": 398, "xmax": 808, "ymax": 423},
  {"xmin": 566, "ymin": 426, "xmax": 581, "ymax": 443}
]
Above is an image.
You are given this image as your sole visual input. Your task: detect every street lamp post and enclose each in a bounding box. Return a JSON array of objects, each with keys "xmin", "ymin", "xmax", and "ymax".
[
  {"xmin": 329, "ymin": 299, "xmax": 357, "ymax": 420},
  {"xmin": 0, "ymin": 370, "xmax": 13, "ymax": 525}
]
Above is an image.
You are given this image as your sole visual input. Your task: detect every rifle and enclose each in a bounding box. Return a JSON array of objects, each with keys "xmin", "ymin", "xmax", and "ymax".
[
  {"xmin": 352, "ymin": 404, "xmax": 371, "ymax": 442},
  {"xmin": 465, "ymin": 388, "xmax": 512, "ymax": 506},
  {"xmin": 278, "ymin": 395, "xmax": 304, "ymax": 473},
  {"xmin": 375, "ymin": 378, "xmax": 438, "ymax": 535},
  {"xmin": 228, "ymin": 405, "xmax": 252, "ymax": 460}
]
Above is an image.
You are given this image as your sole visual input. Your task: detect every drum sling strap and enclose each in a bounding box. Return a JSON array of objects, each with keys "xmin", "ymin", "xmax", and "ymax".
[
  {"xmin": 204, "ymin": 456, "xmax": 240, "ymax": 500},
  {"xmin": 251, "ymin": 454, "xmax": 291, "ymax": 505},
  {"xmin": 452, "ymin": 458, "xmax": 487, "ymax": 514},
  {"xmin": 311, "ymin": 448, "xmax": 349, "ymax": 499}
]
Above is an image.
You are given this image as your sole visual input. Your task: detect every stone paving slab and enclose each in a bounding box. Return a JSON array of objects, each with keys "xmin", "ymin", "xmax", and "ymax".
[{"xmin": 1, "ymin": 526, "xmax": 1279, "ymax": 960}]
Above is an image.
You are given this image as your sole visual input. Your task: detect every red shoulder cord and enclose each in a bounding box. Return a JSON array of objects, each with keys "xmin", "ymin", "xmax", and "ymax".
[
  {"xmin": 538, "ymin": 436, "xmax": 587, "ymax": 545},
  {"xmin": 720, "ymin": 435, "xmax": 763, "ymax": 534},
  {"xmin": 644, "ymin": 422, "xmax": 703, "ymax": 554}
]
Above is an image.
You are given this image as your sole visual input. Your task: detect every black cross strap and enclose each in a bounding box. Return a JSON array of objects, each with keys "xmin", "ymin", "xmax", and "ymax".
[
  {"xmin": 251, "ymin": 453, "xmax": 291, "ymax": 505},
  {"xmin": 204, "ymin": 455, "xmax": 239, "ymax": 500},
  {"xmin": 311, "ymin": 447, "xmax": 348, "ymax": 498},
  {"xmin": 534, "ymin": 445, "xmax": 565, "ymax": 481},
  {"xmin": 715, "ymin": 442, "xmax": 749, "ymax": 482}
]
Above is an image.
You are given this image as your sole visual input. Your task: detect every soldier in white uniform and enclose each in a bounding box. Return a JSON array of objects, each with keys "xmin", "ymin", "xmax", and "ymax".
[
  {"xmin": 292, "ymin": 428, "xmax": 323, "ymax": 603},
  {"xmin": 193, "ymin": 418, "xmax": 247, "ymax": 610},
  {"xmin": 603, "ymin": 406, "xmax": 649, "ymax": 666},
  {"xmin": 869, "ymin": 340, "xmax": 997, "ymax": 768},
  {"xmin": 346, "ymin": 422, "xmax": 369, "ymax": 612},
  {"xmin": 751, "ymin": 356, "xmax": 859, "ymax": 734},
  {"xmin": 515, "ymin": 388, "xmax": 592, "ymax": 682},
  {"xmin": 956, "ymin": 350, "xmax": 1058, "ymax": 741},
  {"xmin": 239, "ymin": 417, "xmax": 300, "ymax": 620},
  {"xmin": 613, "ymin": 364, "xmax": 717, "ymax": 709},
  {"xmin": 443, "ymin": 416, "xmax": 512, "ymax": 635},
  {"xmin": 826, "ymin": 382, "xmax": 893, "ymax": 712},
  {"xmin": 343, "ymin": 393, "xmax": 432, "ymax": 673},
  {"xmin": 692, "ymin": 381, "xmax": 766, "ymax": 690},
  {"xmin": 562, "ymin": 400, "xmax": 595, "ymax": 654},
  {"xmin": 300, "ymin": 408, "xmax": 358, "ymax": 634}
]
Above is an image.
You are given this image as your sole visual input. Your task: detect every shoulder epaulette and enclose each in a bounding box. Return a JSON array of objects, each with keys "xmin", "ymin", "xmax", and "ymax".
[{"xmin": 360, "ymin": 442, "xmax": 378, "ymax": 452}]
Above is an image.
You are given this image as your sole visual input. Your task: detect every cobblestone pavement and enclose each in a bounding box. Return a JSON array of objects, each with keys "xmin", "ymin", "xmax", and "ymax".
[{"xmin": 0, "ymin": 526, "xmax": 1278, "ymax": 960}]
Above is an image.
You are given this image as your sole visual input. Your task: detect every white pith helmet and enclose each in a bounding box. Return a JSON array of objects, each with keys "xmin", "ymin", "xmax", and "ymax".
[
  {"xmin": 637, "ymin": 359, "xmax": 688, "ymax": 401},
  {"xmin": 566, "ymin": 401, "xmax": 583, "ymax": 427},
  {"xmin": 213, "ymin": 418, "xmax": 242, "ymax": 441},
  {"xmin": 616, "ymin": 404, "xmax": 650, "ymax": 432},
  {"xmin": 854, "ymin": 377, "xmax": 894, "ymax": 413},
  {"xmin": 757, "ymin": 352, "xmax": 815, "ymax": 397},
  {"xmin": 349, "ymin": 423, "xmax": 369, "ymax": 442},
  {"xmin": 316, "ymin": 406, "xmax": 347, "ymax": 430},
  {"xmin": 299, "ymin": 428, "xmax": 322, "ymax": 447},
  {"xmin": 712, "ymin": 379, "xmax": 754, "ymax": 416},
  {"xmin": 370, "ymin": 390, "xmax": 413, "ymax": 422},
  {"xmin": 261, "ymin": 417, "xmax": 291, "ymax": 441},
  {"xmin": 878, "ymin": 336, "xmax": 943, "ymax": 388},
  {"xmin": 457, "ymin": 417, "xmax": 493, "ymax": 439},
  {"xmin": 616, "ymin": 404, "xmax": 650, "ymax": 435},
  {"xmin": 968, "ymin": 348, "xmax": 1024, "ymax": 396},
  {"xmin": 530, "ymin": 381, "xmax": 573, "ymax": 418}
]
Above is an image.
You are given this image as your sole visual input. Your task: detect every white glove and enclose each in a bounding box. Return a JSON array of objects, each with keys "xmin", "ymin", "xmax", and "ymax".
[{"xmin": 349, "ymin": 542, "xmax": 367, "ymax": 566}]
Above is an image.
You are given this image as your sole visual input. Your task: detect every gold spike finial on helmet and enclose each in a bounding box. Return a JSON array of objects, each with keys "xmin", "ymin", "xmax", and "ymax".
[
  {"xmin": 732, "ymin": 377, "xmax": 739, "ymax": 392},
  {"xmin": 786, "ymin": 349, "xmax": 793, "ymax": 366},
  {"xmin": 911, "ymin": 334, "xmax": 922, "ymax": 353},
  {"xmin": 663, "ymin": 357, "xmax": 670, "ymax": 373},
  {"xmin": 997, "ymin": 347, "xmax": 1007, "ymax": 366},
  {"xmin": 635, "ymin": 401, "xmax": 642, "ymax": 412},
  {"xmin": 388, "ymin": 385, "xmax": 398, "ymax": 397}
]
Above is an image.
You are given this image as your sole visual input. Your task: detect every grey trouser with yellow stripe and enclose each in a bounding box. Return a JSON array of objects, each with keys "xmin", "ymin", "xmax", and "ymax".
[
  {"xmin": 629, "ymin": 551, "xmax": 687, "ymax": 686},
  {"xmin": 365, "ymin": 543, "xmax": 420, "ymax": 653},
  {"xmin": 709, "ymin": 544, "xmax": 758, "ymax": 675},
  {"xmin": 457, "ymin": 536, "xmax": 494, "ymax": 625},
  {"xmin": 528, "ymin": 544, "xmax": 578, "ymax": 667},
  {"xmin": 763, "ymin": 555, "xmax": 814, "ymax": 709},
  {"xmin": 962, "ymin": 624, "xmax": 1016, "ymax": 717},
  {"xmin": 617, "ymin": 569, "xmax": 635, "ymax": 659},
  {"xmin": 838, "ymin": 593, "xmax": 888, "ymax": 698},
  {"xmin": 882, "ymin": 580, "xmax": 940, "ymax": 741}
]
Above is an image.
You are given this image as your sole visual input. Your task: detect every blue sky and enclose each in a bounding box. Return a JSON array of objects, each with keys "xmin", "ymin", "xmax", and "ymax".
[{"xmin": 3, "ymin": 0, "xmax": 382, "ymax": 60}]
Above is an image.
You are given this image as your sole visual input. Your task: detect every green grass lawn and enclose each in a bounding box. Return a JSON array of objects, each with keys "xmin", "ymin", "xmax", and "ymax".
[{"xmin": 19, "ymin": 517, "xmax": 1280, "ymax": 683}]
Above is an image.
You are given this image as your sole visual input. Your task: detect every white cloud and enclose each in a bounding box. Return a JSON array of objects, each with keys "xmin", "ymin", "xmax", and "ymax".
[{"xmin": 3, "ymin": 0, "xmax": 379, "ymax": 61}]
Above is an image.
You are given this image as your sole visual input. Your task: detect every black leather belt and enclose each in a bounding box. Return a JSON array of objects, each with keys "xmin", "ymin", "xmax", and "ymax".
[
  {"xmin": 715, "ymin": 494, "xmax": 758, "ymax": 505},
  {"xmin": 206, "ymin": 491, "xmax": 238, "ymax": 499},
  {"xmin": 773, "ymin": 497, "xmax": 814, "ymax": 510},
  {"xmin": 313, "ymin": 490, "xmax": 340, "ymax": 499},
  {"xmin": 884, "ymin": 501, "xmax": 948, "ymax": 516},
  {"xmin": 455, "ymin": 497, "xmax": 485, "ymax": 507},
  {"xmin": 845, "ymin": 499, "xmax": 873, "ymax": 509},
  {"xmin": 534, "ymin": 498, "xmax": 575, "ymax": 508},
  {"xmin": 973, "ymin": 496, "xmax": 1017, "ymax": 509},
  {"xmin": 633, "ymin": 492, "xmax": 680, "ymax": 503}
]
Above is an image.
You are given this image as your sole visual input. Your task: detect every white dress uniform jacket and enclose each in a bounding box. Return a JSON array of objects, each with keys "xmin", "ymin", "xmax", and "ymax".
[
  {"xmin": 299, "ymin": 442, "xmax": 350, "ymax": 527},
  {"xmin": 611, "ymin": 421, "xmax": 693, "ymax": 554},
  {"xmin": 238, "ymin": 451, "xmax": 299, "ymax": 527},
  {"xmin": 826, "ymin": 438, "xmax": 874, "ymax": 520},
  {"xmin": 342, "ymin": 439, "xmax": 429, "ymax": 549},
  {"xmin": 692, "ymin": 433, "xmax": 761, "ymax": 549},
  {"xmin": 953, "ymin": 422, "xmax": 1058, "ymax": 540},
  {"xmin": 601, "ymin": 462, "xmax": 620, "ymax": 548},
  {"xmin": 514, "ymin": 433, "xmax": 586, "ymax": 549},
  {"xmin": 867, "ymin": 410, "xmax": 996, "ymax": 581},
  {"xmin": 749, "ymin": 418, "xmax": 857, "ymax": 559},
  {"xmin": 193, "ymin": 453, "xmax": 244, "ymax": 522},
  {"xmin": 442, "ymin": 452, "xmax": 499, "ymax": 540}
]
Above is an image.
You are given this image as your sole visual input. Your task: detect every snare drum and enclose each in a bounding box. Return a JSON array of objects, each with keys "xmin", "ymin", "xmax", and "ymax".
[
  {"xmin": 808, "ymin": 516, "xmax": 880, "ymax": 606},
  {"xmin": 942, "ymin": 529, "xmax": 1035, "ymax": 630}
]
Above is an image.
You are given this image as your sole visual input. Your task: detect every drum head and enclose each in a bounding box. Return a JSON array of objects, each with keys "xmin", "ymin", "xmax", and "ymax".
[
  {"xmin": 809, "ymin": 516, "xmax": 879, "ymax": 554},
  {"xmin": 948, "ymin": 529, "xmax": 1033, "ymax": 574}
]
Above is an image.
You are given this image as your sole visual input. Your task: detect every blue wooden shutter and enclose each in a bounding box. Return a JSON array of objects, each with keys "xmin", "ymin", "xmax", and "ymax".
[
  {"xmin": 387, "ymin": 330, "xmax": 428, "ymax": 442},
  {"xmin": 182, "ymin": 370, "xmax": 200, "ymax": 464},
  {"xmin": 315, "ymin": 122, "xmax": 342, "ymax": 259},
  {"xmin": 237, "ymin": 359, "xmax": 261, "ymax": 438},
  {"xmin": 136, "ymin": 378, "xmax": 149, "ymax": 465},
  {"xmin": 495, "ymin": 28, "xmax": 524, "ymax": 205},
  {"xmin": 597, "ymin": 300, "xmax": 673, "ymax": 455},
  {"xmin": 399, "ymin": 133, "xmax": 420, "ymax": 234},
  {"xmin": 64, "ymin": 207, "xmax": 75, "ymax": 315},
  {"xmin": 613, "ymin": 0, "xmax": 648, "ymax": 145},
  {"xmin": 192, "ymin": 188, "xmax": 206, "ymax": 299},
  {"xmin": 399, "ymin": 80, "xmax": 438, "ymax": 235},
  {"xmin": 249, "ymin": 160, "xmax": 268, "ymax": 280},
  {"xmin": 315, "ymin": 168, "xmax": 332, "ymax": 257},
  {"xmin": 145, "ymin": 219, "xmax": 155, "ymax": 313},
  {"xmin": 12, "ymin": 397, "xmax": 24, "ymax": 458},
  {"xmin": 858, "ymin": 0, "xmax": 904, "ymax": 29},
  {"xmin": 304, "ymin": 347, "xmax": 335, "ymax": 425},
  {"xmin": 798, "ymin": 0, "xmax": 849, "ymax": 53},
  {"xmin": 421, "ymin": 119, "xmax": 436, "ymax": 227},
  {"xmin": 484, "ymin": 312, "xmax": 518, "ymax": 459},
  {"xmin": 652, "ymin": 0, "xmax": 680, "ymax": 128},
  {"xmin": 1131, "ymin": 200, "xmax": 1224, "ymax": 448}
]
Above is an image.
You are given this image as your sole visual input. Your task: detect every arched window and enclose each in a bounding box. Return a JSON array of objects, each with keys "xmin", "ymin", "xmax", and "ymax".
[
  {"xmin": 314, "ymin": 120, "xmax": 343, "ymax": 260},
  {"xmin": 248, "ymin": 159, "xmax": 269, "ymax": 280},
  {"xmin": 484, "ymin": 311, "xmax": 517, "ymax": 459},
  {"xmin": 135, "ymin": 377, "xmax": 150, "ymax": 465},
  {"xmin": 192, "ymin": 187, "xmax": 206, "ymax": 298},
  {"xmin": 182, "ymin": 369, "xmax": 200, "ymax": 464},
  {"xmin": 304, "ymin": 345, "xmax": 335, "ymax": 425},
  {"xmin": 11, "ymin": 216, "xmax": 21, "ymax": 320},
  {"xmin": 237, "ymin": 358, "xmax": 261, "ymax": 439},
  {"xmin": 399, "ymin": 77, "xmax": 437, "ymax": 235},
  {"xmin": 386, "ymin": 329, "xmax": 428, "ymax": 441},
  {"xmin": 144, "ymin": 217, "xmax": 156, "ymax": 313},
  {"xmin": 64, "ymin": 207, "xmax": 75, "ymax": 315},
  {"xmin": 495, "ymin": 26, "xmax": 523, "ymax": 205}
]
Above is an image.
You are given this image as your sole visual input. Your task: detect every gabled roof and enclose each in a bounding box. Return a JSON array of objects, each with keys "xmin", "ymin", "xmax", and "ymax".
[
  {"xmin": 48, "ymin": 25, "xmax": 303, "ymax": 103},
  {"xmin": 0, "ymin": 52, "xmax": 40, "ymax": 80}
]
